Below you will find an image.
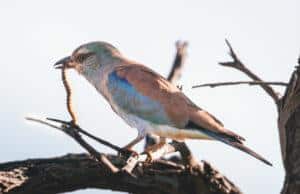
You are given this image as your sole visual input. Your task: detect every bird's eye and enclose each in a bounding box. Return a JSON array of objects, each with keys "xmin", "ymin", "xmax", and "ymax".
[
  {"xmin": 76, "ymin": 54, "xmax": 85, "ymax": 63},
  {"xmin": 75, "ymin": 52, "xmax": 94, "ymax": 63}
]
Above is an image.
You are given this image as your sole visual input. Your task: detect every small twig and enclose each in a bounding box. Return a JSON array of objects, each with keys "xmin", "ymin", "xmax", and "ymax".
[
  {"xmin": 167, "ymin": 41, "xmax": 188, "ymax": 83},
  {"xmin": 25, "ymin": 117, "xmax": 64, "ymax": 131},
  {"xmin": 220, "ymin": 39, "xmax": 280, "ymax": 104},
  {"xmin": 46, "ymin": 117, "xmax": 123, "ymax": 153},
  {"xmin": 193, "ymin": 81, "xmax": 288, "ymax": 88},
  {"xmin": 25, "ymin": 117, "xmax": 119, "ymax": 173}
]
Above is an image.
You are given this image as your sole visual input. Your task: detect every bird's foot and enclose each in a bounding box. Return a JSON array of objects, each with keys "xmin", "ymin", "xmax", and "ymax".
[
  {"xmin": 144, "ymin": 151, "xmax": 153, "ymax": 163},
  {"xmin": 142, "ymin": 141, "xmax": 166, "ymax": 163}
]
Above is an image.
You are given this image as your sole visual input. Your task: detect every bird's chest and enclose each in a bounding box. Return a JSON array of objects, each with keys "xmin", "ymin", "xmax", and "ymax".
[
  {"xmin": 116, "ymin": 109, "xmax": 154, "ymax": 134},
  {"xmin": 94, "ymin": 72, "xmax": 148, "ymax": 132}
]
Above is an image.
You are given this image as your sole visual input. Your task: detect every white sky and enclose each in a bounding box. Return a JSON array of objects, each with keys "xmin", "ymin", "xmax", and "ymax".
[{"xmin": 1, "ymin": 0, "xmax": 299, "ymax": 193}]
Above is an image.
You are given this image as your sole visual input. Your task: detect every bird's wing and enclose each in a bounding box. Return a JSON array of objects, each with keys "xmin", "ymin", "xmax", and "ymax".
[
  {"xmin": 187, "ymin": 105, "xmax": 245, "ymax": 142},
  {"xmin": 107, "ymin": 63, "xmax": 242, "ymax": 138}
]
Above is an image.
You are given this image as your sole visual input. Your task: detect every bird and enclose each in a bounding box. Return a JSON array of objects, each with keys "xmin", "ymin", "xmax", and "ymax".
[{"xmin": 54, "ymin": 41, "xmax": 272, "ymax": 166}]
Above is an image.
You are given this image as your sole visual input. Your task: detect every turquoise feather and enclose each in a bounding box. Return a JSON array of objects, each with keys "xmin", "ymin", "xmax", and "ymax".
[{"xmin": 107, "ymin": 71, "xmax": 170, "ymax": 125}]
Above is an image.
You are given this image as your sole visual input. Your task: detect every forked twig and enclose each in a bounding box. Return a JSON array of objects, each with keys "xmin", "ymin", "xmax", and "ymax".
[
  {"xmin": 25, "ymin": 116, "xmax": 119, "ymax": 173},
  {"xmin": 219, "ymin": 39, "xmax": 280, "ymax": 104},
  {"xmin": 46, "ymin": 117, "xmax": 123, "ymax": 153}
]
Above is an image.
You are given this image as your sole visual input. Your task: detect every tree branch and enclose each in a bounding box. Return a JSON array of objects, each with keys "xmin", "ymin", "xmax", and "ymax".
[
  {"xmin": 25, "ymin": 117, "xmax": 119, "ymax": 173},
  {"xmin": 167, "ymin": 41, "xmax": 188, "ymax": 83},
  {"xmin": 219, "ymin": 39, "xmax": 280, "ymax": 104},
  {"xmin": 279, "ymin": 60, "xmax": 300, "ymax": 194},
  {"xmin": 0, "ymin": 153, "xmax": 242, "ymax": 194},
  {"xmin": 193, "ymin": 81, "xmax": 288, "ymax": 88}
]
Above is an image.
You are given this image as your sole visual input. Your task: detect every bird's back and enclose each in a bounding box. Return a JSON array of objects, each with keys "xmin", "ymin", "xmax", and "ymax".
[{"xmin": 105, "ymin": 62, "xmax": 242, "ymax": 140}]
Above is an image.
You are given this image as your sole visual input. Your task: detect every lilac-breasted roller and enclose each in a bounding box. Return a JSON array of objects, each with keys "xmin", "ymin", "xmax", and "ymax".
[{"xmin": 54, "ymin": 41, "xmax": 272, "ymax": 166}]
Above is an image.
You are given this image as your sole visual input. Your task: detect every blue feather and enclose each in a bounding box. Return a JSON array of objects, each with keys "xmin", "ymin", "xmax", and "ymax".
[{"xmin": 107, "ymin": 71, "xmax": 170, "ymax": 124}]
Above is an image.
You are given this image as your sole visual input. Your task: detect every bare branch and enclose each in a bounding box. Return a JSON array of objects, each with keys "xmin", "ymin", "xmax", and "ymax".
[
  {"xmin": 25, "ymin": 117, "xmax": 119, "ymax": 173},
  {"xmin": 220, "ymin": 39, "xmax": 280, "ymax": 104},
  {"xmin": 0, "ymin": 154, "xmax": 242, "ymax": 194},
  {"xmin": 167, "ymin": 41, "xmax": 188, "ymax": 83},
  {"xmin": 193, "ymin": 81, "xmax": 288, "ymax": 88},
  {"xmin": 46, "ymin": 117, "xmax": 123, "ymax": 153}
]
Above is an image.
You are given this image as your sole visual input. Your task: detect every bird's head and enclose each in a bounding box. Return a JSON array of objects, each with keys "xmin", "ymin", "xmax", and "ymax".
[{"xmin": 54, "ymin": 41, "xmax": 121, "ymax": 75}]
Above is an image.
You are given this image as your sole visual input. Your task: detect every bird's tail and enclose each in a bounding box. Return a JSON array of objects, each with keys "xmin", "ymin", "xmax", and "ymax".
[
  {"xmin": 223, "ymin": 139, "xmax": 272, "ymax": 166},
  {"xmin": 185, "ymin": 121, "xmax": 272, "ymax": 166},
  {"xmin": 206, "ymin": 129, "xmax": 273, "ymax": 166}
]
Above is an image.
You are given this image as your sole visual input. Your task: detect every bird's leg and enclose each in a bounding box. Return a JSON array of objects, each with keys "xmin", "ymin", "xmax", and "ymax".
[
  {"xmin": 119, "ymin": 134, "xmax": 145, "ymax": 157},
  {"xmin": 143, "ymin": 137, "xmax": 167, "ymax": 162}
]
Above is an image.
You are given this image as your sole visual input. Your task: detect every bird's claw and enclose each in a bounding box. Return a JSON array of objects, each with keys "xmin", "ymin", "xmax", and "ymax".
[{"xmin": 144, "ymin": 151, "xmax": 153, "ymax": 163}]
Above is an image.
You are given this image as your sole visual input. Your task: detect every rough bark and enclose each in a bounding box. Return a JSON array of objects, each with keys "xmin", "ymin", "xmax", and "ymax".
[
  {"xmin": 0, "ymin": 154, "xmax": 241, "ymax": 194},
  {"xmin": 279, "ymin": 65, "xmax": 300, "ymax": 194}
]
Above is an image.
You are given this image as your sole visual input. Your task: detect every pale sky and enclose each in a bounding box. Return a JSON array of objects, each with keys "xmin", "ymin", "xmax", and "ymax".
[{"xmin": 1, "ymin": 1, "xmax": 299, "ymax": 193}]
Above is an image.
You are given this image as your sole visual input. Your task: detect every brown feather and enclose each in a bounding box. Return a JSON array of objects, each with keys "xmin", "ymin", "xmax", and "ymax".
[{"xmin": 115, "ymin": 63, "xmax": 244, "ymax": 141}]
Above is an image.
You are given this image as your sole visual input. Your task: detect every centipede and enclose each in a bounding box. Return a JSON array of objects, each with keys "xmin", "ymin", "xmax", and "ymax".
[{"xmin": 61, "ymin": 67, "xmax": 78, "ymax": 124}]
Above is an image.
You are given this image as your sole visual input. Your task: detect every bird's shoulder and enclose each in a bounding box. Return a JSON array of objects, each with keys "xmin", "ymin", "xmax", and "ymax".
[{"xmin": 112, "ymin": 63, "xmax": 178, "ymax": 92}]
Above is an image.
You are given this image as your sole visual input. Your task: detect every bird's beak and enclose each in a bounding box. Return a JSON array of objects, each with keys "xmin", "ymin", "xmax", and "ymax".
[{"xmin": 54, "ymin": 56, "xmax": 74, "ymax": 69}]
